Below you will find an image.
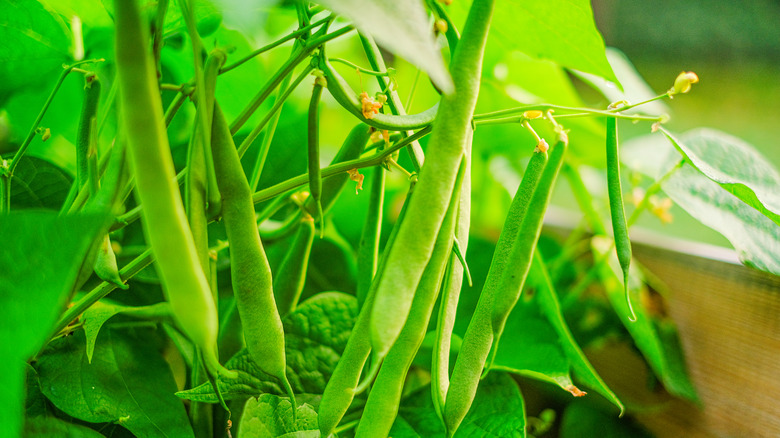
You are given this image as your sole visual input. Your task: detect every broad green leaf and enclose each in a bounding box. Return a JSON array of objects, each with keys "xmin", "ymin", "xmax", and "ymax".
[
  {"xmin": 491, "ymin": 0, "xmax": 618, "ymax": 85},
  {"xmin": 0, "ymin": 211, "xmax": 106, "ymax": 438},
  {"xmin": 560, "ymin": 400, "xmax": 653, "ymax": 438},
  {"xmin": 490, "ymin": 252, "xmax": 623, "ymax": 412},
  {"xmin": 389, "ymin": 372, "xmax": 526, "ymax": 437},
  {"xmin": 36, "ymin": 328, "xmax": 194, "ymax": 437},
  {"xmin": 164, "ymin": 0, "xmax": 223, "ymax": 37},
  {"xmin": 239, "ymin": 394, "xmax": 319, "ymax": 438},
  {"xmin": 24, "ymin": 416, "xmax": 106, "ymax": 438},
  {"xmin": 9, "ymin": 155, "xmax": 72, "ymax": 209},
  {"xmin": 591, "ymin": 236, "xmax": 699, "ymax": 402},
  {"xmin": 82, "ymin": 300, "xmax": 172, "ymax": 363},
  {"xmin": 314, "ymin": 0, "xmax": 453, "ymax": 93},
  {"xmin": 570, "ymin": 47, "xmax": 669, "ymax": 116},
  {"xmin": 39, "ymin": 0, "xmax": 113, "ymax": 28},
  {"xmin": 623, "ymin": 132, "xmax": 780, "ymax": 276},
  {"xmin": 177, "ymin": 292, "xmax": 358, "ymax": 402},
  {"xmin": 660, "ymin": 127, "xmax": 780, "ymax": 227},
  {"xmin": 0, "ymin": 0, "xmax": 71, "ymax": 99}
]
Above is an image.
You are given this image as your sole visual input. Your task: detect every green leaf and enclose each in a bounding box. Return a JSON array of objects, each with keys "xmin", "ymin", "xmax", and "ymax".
[
  {"xmin": 314, "ymin": 0, "xmax": 453, "ymax": 93},
  {"xmin": 239, "ymin": 394, "xmax": 319, "ymax": 438},
  {"xmin": 660, "ymin": 128, "xmax": 780, "ymax": 227},
  {"xmin": 82, "ymin": 300, "xmax": 172, "ymax": 363},
  {"xmin": 389, "ymin": 372, "xmax": 526, "ymax": 437},
  {"xmin": 591, "ymin": 236, "xmax": 699, "ymax": 402},
  {"xmin": 0, "ymin": 211, "xmax": 106, "ymax": 438},
  {"xmin": 560, "ymin": 400, "xmax": 653, "ymax": 438},
  {"xmin": 35, "ymin": 328, "xmax": 194, "ymax": 437},
  {"xmin": 490, "ymin": 252, "xmax": 624, "ymax": 413},
  {"xmin": 9, "ymin": 155, "xmax": 72, "ymax": 209},
  {"xmin": 0, "ymin": 0, "xmax": 72, "ymax": 100},
  {"xmin": 623, "ymin": 132, "xmax": 780, "ymax": 276},
  {"xmin": 177, "ymin": 292, "xmax": 358, "ymax": 402},
  {"xmin": 24, "ymin": 416, "xmax": 106, "ymax": 438},
  {"xmin": 491, "ymin": 0, "xmax": 618, "ymax": 85}
]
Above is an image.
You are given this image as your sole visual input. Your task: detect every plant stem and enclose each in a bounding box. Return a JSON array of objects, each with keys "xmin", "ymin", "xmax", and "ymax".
[
  {"xmin": 8, "ymin": 59, "xmax": 104, "ymax": 176},
  {"xmin": 251, "ymin": 125, "xmax": 432, "ymax": 203},
  {"xmin": 473, "ymin": 104, "xmax": 665, "ymax": 124},
  {"xmin": 328, "ymin": 57, "xmax": 391, "ymax": 76},
  {"xmin": 219, "ymin": 16, "xmax": 331, "ymax": 75}
]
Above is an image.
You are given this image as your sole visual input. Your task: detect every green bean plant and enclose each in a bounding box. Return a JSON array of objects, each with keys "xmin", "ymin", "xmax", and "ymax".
[{"xmin": 3, "ymin": 0, "xmax": 779, "ymax": 437}]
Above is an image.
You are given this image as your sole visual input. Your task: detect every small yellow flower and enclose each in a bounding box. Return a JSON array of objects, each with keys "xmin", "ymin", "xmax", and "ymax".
[
  {"xmin": 669, "ymin": 71, "xmax": 699, "ymax": 96},
  {"xmin": 347, "ymin": 168, "xmax": 364, "ymax": 193},
  {"xmin": 360, "ymin": 92, "xmax": 383, "ymax": 119},
  {"xmin": 523, "ymin": 110, "xmax": 543, "ymax": 119}
]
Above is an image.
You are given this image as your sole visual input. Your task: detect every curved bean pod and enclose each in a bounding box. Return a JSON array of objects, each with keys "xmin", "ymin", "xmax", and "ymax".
[
  {"xmin": 112, "ymin": 0, "xmax": 232, "ymax": 378},
  {"xmin": 606, "ymin": 117, "xmax": 636, "ymax": 321},
  {"xmin": 489, "ymin": 137, "xmax": 568, "ymax": 367},
  {"xmin": 443, "ymin": 142, "xmax": 549, "ymax": 436},
  {"xmin": 354, "ymin": 157, "xmax": 465, "ymax": 438},
  {"xmin": 210, "ymin": 103, "xmax": 295, "ymax": 406},
  {"xmin": 273, "ymin": 214, "xmax": 315, "ymax": 317},
  {"xmin": 367, "ymin": 0, "xmax": 495, "ymax": 366},
  {"xmin": 317, "ymin": 177, "xmax": 417, "ymax": 438},
  {"xmin": 320, "ymin": 57, "xmax": 438, "ymax": 131}
]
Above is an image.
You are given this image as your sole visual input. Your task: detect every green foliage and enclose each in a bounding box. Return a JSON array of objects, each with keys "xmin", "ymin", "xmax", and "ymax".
[{"xmin": 3, "ymin": 0, "xmax": 779, "ymax": 436}]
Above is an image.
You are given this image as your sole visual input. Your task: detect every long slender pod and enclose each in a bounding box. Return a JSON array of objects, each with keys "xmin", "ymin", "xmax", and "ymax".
[
  {"xmin": 273, "ymin": 215, "xmax": 315, "ymax": 317},
  {"xmin": 432, "ymin": 134, "xmax": 472, "ymax": 421},
  {"xmin": 317, "ymin": 178, "xmax": 417, "ymax": 438},
  {"xmin": 489, "ymin": 136, "xmax": 568, "ymax": 369},
  {"xmin": 303, "ymin": 123, "xmax": 371, "ymax": 216},
  {"xmin": 606, "ymin": 117, "xmax": 636, "ymax": 321},
  {"xmin": 443, "ymin": 140, "xmax": 551, "ymax": 436},
  {"xmin": 355, "ymin": 157, "xmax": 466, "ymax": 438},
  {"xmin": 356, "ymin": 165, "xmax": 385, "ymax": 309},
  {"xmin": 368, "ymin": 0, "xmax": 495, "ymax": 365},
  {"xmin": 112, "ymin": 0, "xmax": 232, "ymax": 378},
  {"xmin": 210, "ymin": 103, "xmax": 296, "ymax": 413},
  {"xmin": 308, "ymin": 76, "xmax": 326, "ymax": 232},
  {"xmin": 76, "ymin": 75, "xmax": 101, "ymax": 192}
]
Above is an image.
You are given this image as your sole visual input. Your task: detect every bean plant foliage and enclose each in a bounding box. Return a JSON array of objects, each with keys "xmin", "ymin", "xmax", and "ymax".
[{"xmin": 2, "ymin": 0, "xmax": 778, "ymax": 437}]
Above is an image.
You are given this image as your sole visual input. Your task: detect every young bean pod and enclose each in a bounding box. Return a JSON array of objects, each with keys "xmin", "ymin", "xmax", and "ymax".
[
  {"xmin": 443, "ymin": 142, "xmax": 549, "ymax": 436},
  {"xmin": 303, "ymin": 123, "xmax": 371, "ymax": 217},
  {"xmin": 320, "ymin": 57, "xmax": 438, "ymax": 131},
  {"xmin": 367, "ymin": 0, "xmax": 495, "ymax": 366},
  {"xmin": 210, "ymin": 103, "xmax": 296, "ymax": 410},
  {"xmin": 112, "ymin": 0, "xmax": 232, "ymax": 379},
  {"xmin": 273, "ymin": 214, "xmax": 315, "ymax": 317},
  {"xmin": 354, "ymin": 157, "xmax": 465, "ymax": 438},
  {"xmin": 606, "ymin": 117, "xmax": 636, "ymax": 321},
  {"xmin": 308, "ymin": 75, "xmax": 326, "ymax": 231},
  {"xmin": 432, "ymin": 134, "xmax": 471, "ymax": 421},
  {"xmin": 356, "ymin": 165, "xmax": 385, "ymax": 309},
  {"xmin": 489, "ymin": 136, "xmax": 568, "ymax": 370},
  {"xmin": 76, "ymin": 75, "xmax": 101, "ymax": 192},
  {"xmin": 317, "ymin": 177, "xmax": 417, "ymax": 438}
]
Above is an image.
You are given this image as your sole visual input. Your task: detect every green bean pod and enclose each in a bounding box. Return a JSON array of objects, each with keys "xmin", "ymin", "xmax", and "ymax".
[
  {"xmin": 76, "ymin": 75, "xmax": 101, "ymax": 191},
  {"xmin": 606, "ymin": 117, "xmax": 636, "ymax": 321},
  {"xmin": 489, "ymin": 137, "xmax": 568, "ymax": 366},
  {"xmin": 443, "ymin": 143, "xmax": 549, "ymax": 436},
  {"xmin": 320, "ymin": 57, "xmax": 438, "ymax": 131},
  {"xmin": 432, "ymin": 133, "xmax": 471, "ymax": 421},
  {"xmin": 210, "ymin": 103, "xmax": 296, "ymax": 408},
  {"xmin": 368, "ymin": 0, "xmax": 495, "ymax": 365},
  {"xmin": 303, "ymin": 123, "xmax": 371, "ymax": 217},
  {"xmin": 273, "ymin": 214, "xmax": 315, "ymax": 317},
  {"xmin": 354, "ymin": 157, "xmax": 465, "ymax": 438},
  {"xmin": 308, "ymin": 76, "xmax": 325, "ymax": 229},
  {"xmin": 356, "ymin": 165, "xmax": 385, "ymax": 309},
  {"xmin": 317, "ymin": 178, "xmax": 417, "ymax": 438},
  {"xmin": 112, "ymin": 0, "xmax": 231, "ymax": 378}
]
